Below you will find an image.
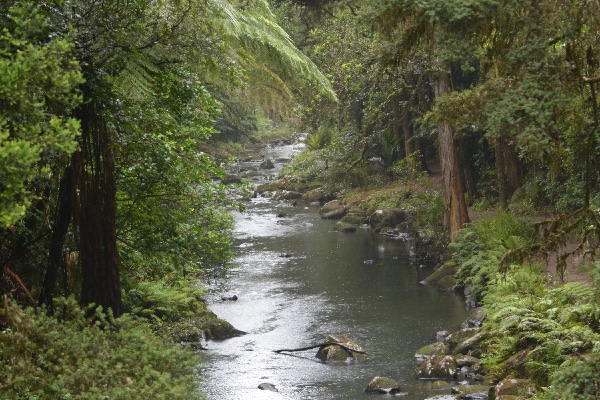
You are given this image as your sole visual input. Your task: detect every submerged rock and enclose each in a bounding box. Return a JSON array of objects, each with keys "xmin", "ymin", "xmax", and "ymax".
[
  {"xmin": 451, "ymin": 384, "xmax": 490, "ymax": 400},
  {"xmin": 364, "ymin": 376, "xmax": 402, "ymax": 395}
]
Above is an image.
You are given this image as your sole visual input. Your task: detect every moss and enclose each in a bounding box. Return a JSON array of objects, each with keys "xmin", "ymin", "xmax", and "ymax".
[
  {"xmin": 203, "ymin": 317, "xmax": 245, "ymax": 340},
  {"xmin": 422, "ymin": 261, "xmax": 458, "ymax": 287}
]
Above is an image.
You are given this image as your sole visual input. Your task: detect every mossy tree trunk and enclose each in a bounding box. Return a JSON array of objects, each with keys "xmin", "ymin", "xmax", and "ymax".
[{"xmin": 432, "ymin": 67, "xmax": 469, "ymax": 242}]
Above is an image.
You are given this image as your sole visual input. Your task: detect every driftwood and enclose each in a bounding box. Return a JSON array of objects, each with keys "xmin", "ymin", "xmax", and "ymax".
[{"xmin": 274, "ymin": 343, "xmax": 367, "ymax": 356}]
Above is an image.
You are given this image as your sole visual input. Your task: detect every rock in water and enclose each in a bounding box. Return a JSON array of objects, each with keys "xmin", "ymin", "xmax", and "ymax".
[
  {"xmin": 259, "ymin": 159, "xmax": 275, "ymax": 170},
  {"xmin": 315, "ymin": 334, "xmax": 366, "ymax": 362},
  {"xmin": 364, "ymin": 376, "xmax": 401, "ymax": 394},
  {"xmin": 258, "ymin": 383, "xmax": 278, "ymax": 392}
]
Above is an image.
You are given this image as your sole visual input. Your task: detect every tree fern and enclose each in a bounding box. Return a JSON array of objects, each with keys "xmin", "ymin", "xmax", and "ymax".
[{"xmin": 214, "ymin": 0, "xmax": 337, "ymax": 103}]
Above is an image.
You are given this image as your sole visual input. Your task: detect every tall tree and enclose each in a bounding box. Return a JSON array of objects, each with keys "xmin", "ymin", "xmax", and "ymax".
[
  {"xmin": 31, "ymin": 0, "xmax": 335, "ymax": 314},
  {"xmin": 373, "ymin": 0, "xmax": 472, "ymax": 241}
]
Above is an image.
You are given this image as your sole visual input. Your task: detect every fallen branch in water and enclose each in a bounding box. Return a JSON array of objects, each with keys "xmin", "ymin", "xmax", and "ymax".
[{"xmin": 274, "ymin": 343, "xmax": 367, "ymax": 355}]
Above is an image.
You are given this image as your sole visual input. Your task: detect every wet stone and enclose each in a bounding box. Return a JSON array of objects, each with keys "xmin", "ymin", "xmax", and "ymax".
[
  {"xmin": 364, "ymin": 376, "xmax": 401, "ymax": 395},
  {"xmin": 258, "ymin": 382, "xmax": 278, "ymax": 392}
]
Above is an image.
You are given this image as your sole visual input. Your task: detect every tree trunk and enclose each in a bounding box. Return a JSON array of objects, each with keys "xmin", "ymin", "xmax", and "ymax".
[
  {"xmin": 391, "ymin": 96, "xmax": 405, "ymax": 159},
  {"xmin": 401, "ymin": 103, "xmax": 414, "ymax": 158},
  {"xmin": 72, "ymin": 89, "xmax": 123, "ymax": 317},
  {"xmin": 494, "ymin": 133, "xmax": 523, "ymax": 210},
  {"xmin": 494, "ymin": 136, "xmax": 508, "ymax": 210},
  {"xmin": 431, "ymin": 68, "xmax": 469, "ymax": 242},
  {"xmin": 503, "ymin": 136, "xmax": 524, "ymax": 196},
  {"xmin": 39, "ymin": 166, "xmax": 74, "ymax": 308},
  {"xmin": 457, "ymin": 140, "xmax": 479, "ymax": 203}
]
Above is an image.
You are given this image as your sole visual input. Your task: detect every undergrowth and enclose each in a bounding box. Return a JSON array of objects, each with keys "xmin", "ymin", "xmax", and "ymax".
[
  {"xmin": 450, "ymin": 212, "xmax": 600, "ymax": 397},
  {"xmin": 480, "ymin": 265, "xmax": 600, "ymax": 390},
  {"xmin": 0, "ymin": 296, "xmax": 202, "ymax": 399},
  {"xmin": 451, "ymin": 212, "xmax": 535, "ymax": 299}
]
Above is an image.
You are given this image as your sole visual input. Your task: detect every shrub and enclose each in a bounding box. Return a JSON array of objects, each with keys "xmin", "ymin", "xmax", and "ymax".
[{"xmin": 0, "ymin": 296, "xmax": 202, "ymax": 399}]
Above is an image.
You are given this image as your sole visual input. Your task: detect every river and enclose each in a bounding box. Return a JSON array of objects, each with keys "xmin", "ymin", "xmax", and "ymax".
[{"xmin": 201, "ymin": 140, "xmax": 468, "ymax": 400}]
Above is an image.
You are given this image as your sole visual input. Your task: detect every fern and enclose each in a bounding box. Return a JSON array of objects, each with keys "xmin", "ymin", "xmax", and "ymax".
[{"xmin": 214, "ymin": 0, "xmax": 337, "ymax": 103}]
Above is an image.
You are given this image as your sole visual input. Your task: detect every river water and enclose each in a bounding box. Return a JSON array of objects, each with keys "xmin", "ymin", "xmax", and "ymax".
[{"xmin": 201, "ymin": 141, "xmax": 468, "ymax": 400}]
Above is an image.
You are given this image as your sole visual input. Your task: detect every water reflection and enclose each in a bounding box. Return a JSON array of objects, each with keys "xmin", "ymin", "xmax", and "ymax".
[{"xmin": 202, "ymin": 198, "xmax": 467, "ymax": 400}]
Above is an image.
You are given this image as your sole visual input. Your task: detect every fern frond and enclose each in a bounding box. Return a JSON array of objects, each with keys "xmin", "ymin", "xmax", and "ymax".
[{"xmin": 213, "ymin": 0, "xmax": 337, "ymax": 103}]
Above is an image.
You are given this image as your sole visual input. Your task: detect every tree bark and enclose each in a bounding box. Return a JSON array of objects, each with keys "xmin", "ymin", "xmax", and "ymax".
[
  {"xmin": 494, "ymin": 136, "xmax": 508, "ymax": 210},
  {"xmin": 401, "ymin": 102, "xmax": 414, "ymax": 158},
  {"xmin": 73, "ymin": 88, "xmax": 123, "ymax": 317},
  {"xmin": 494, "ymin": 133, "xmax": 524, "ymax": 210},
  {"xmin": 39, "ymin": 165, "xmax": 74, "ymax": 308},
  {"xmin": 431, "ymin": 67, "xmax": 469, "ymax": 242}
]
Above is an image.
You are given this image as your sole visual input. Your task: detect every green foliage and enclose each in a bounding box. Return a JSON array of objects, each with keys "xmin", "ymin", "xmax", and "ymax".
[
  {"xmin": 0, "ymin": 0, "xmax": 83, "ymax": 227},
  {"xmin": 122, "ymin": 279, "xmax": 216, "ymax": 342},
  {"xmin": 389, "ymin": 151, "xmax": 428, "ymax": 183},
  {"xmin": 543, "ymin": 356, "xmax": 600, "ymax": 400},
  {"xmin": 480, "ymin": 267, "xmax": 600, "ymax": 387},
  {"xmin": 452, "ymin": 212, "xmax": 535, "ymax": 298},
  {"xmin": 305, "ymin": 124, "xmax": 335, "ymax": 150},
  {"xmin": 484, "ymin": 266, "xmax": 600, "ymax": 386},
  {"xmin": 115, "ymin": 68, "xmax": 234, "ymax": 280},
  {"xmin": 0, "ymin": 296, "xmax": 201, "ymax": 399}
]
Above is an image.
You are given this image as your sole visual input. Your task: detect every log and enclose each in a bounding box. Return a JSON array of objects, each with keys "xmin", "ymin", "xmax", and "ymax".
[{"xmin": 274, "ymin": 343, "xmax": 367, "ymax": 355}]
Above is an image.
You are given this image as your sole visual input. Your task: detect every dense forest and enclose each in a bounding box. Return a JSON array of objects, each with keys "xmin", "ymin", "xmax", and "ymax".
[{"xmin": 1, "ymin": 0, "xmax": 600, "ymax": 398}]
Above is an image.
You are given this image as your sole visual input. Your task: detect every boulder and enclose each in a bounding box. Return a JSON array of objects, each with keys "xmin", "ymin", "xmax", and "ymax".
[
  {"xmin": 452, "ymin": 331, "xmax": 485, "ymax": 355},
  {"xmin": 456, "ymin": 354, "xmax": 480, "ymax": 367},
  {"xmin": 445, "ymin": 328, "xmax": 480, "ymax": 354},
  {"xmin": 320, "ymin": 199, "xmax": 343, "ymax": 214},
  {"xmin": 423, "ymin": 396, "xmax": 460, "ymax": 400},
  {"xmin": 259, "ymin": 159, "xmax": 275, "ymax": 169},
  {"xmin": 436, "ymin": 330, "xmax": 450, "ymax": 340},
  {"xmin": 303, "ymin": 189, "xmax": 326, "ymax": 203},
  {"xmin": 203, "ymin": 317, "xmax": 245, "ymax": 340},
  {"xmin": 315, "ymin": 334, "xmax": 366, "ymax": 362},
  {"xmin": 420, "ymin": 261, "xmax": 457, "ymax": 290},
  {"xmin": 369, "ymin": 208, "xmax": 407, "ymax": 231},
  {"xmin": 340, "ymin": 212, "xmax": 368, "ymax": 226},
  {"xmin": 319, "ymin": 200, "xmax": 347, "ymax": 220},
  {"xmin": 274, "ymin": 190, "xmax": 303, "ymax": 200},
  {"xmin": 451, "ymin": 384, "xmax": 490, "ymax": 400},
  {"xmin": 322, "ymin": 209, "xmax": 347, "ymax": 219},
  {"xmin": 416, "ymin": 355, "xmax": 457, "ymax": 379},
  {"xmin": 330, "ymin": 222, "xmax": 357, "ymax": 233},
  {"xmin": 494, "ymin": 379, "xmax": 536, "ymax": 399},
  {"xmin": 461, "ymin": 307, "xmax": 485, "ymax": 329},
  {"xmin": 364, "ymin": 376, "xmax": 401, "ymax": 395},
  {"xmin": 415, "ymin": 341, "xmax": 450, "ymax": 361}
]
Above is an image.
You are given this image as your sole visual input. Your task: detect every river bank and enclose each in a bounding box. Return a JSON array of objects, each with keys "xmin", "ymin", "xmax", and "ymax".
[{"xmin": 214, "ymin": 138, "xmax": 599, "ymax": 400}]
